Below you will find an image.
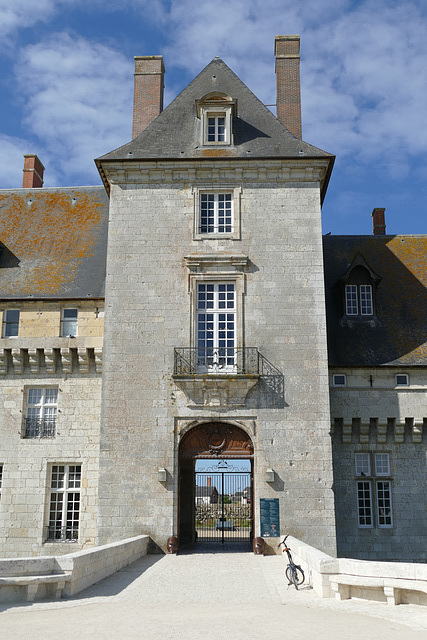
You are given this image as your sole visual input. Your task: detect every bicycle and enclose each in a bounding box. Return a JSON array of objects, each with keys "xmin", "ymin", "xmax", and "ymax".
[{"xmin": 278, "ymin": 535, "xmax": 305, "ymax": 589}]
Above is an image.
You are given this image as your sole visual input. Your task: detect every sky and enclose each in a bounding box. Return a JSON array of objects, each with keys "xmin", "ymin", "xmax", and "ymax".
[{"xmin": 0, "ymin": 0, "xmax": 426, "ymax": 235}]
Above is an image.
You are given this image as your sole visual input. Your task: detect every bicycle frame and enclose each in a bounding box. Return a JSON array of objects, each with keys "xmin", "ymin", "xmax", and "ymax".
[{"xmin": 278, "ymin": 535, "xmax": 305, "ymax": 589}]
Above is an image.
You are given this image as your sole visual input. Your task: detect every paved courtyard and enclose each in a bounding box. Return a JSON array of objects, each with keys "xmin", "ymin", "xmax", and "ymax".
[{"xmin": 1, "ymin": 546, "xmax": 426, "ymax": 639}]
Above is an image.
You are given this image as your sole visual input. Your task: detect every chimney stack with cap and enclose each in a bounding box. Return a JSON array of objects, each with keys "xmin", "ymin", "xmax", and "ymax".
[
  {"xmin": 372, "ymin": 208, "xmax": 386, "ymax": 235},
  {"xmin": 132, "ymin": 56, "xmax": 165, "ymax": 140},
  {"xmin": 274, "ymin": 35, "xmax": 302, "ymax": 139},
  {"xmin": 22, "ymin": 154, "xmax": 44, "ymax": 188}
]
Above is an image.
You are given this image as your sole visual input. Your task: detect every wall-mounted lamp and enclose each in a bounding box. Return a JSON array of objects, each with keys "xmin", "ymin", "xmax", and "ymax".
[
  {"xmin": 265, "ymin": 468, "xmax": 275, "ymax": 483},
  {"xmin": 158, "ymin": 468, "xmax": 167, "ymax": 483}
]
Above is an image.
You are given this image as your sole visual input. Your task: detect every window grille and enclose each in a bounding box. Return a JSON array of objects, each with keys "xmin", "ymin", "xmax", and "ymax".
[{"xmin": 25, "ymin": 387, "xmax": 58, "ymax": 438}]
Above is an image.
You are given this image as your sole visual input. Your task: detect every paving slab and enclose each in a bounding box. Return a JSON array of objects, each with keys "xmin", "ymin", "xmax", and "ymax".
[{"xmin": 1, "ymin": 547, "xmax": 426, "ymax": 640}]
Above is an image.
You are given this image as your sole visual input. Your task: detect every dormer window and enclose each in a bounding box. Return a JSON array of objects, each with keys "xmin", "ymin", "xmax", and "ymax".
[
  {"xmin": 336, "ymin": 253, "xmax": 381, "ymax": 319},
  {"xmin": 196, "ymin": 93, "xmax": 237, "ymax": 147},
  {"xmin": 345, "ymin": 284, "xmax": 373, "ymax": 315}
]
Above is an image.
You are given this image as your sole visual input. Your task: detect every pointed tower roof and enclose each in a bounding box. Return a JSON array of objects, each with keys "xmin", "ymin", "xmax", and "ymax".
[{"xmin": 96, "ymin": 57, "xmax": 334, "ymax": 198}]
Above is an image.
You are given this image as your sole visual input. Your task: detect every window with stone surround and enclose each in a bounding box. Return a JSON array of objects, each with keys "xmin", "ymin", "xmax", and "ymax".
[
  {"xmin": 355, "ymin": 453, "xmax": 393, "ymax": 528},
  {"xmin": 196, "ymin": 92, "xmax": 236, "ymax": 147},
  {"xmin": 24, "ymin": 387, "xmax": 58, "ymax": 438},
  {"xmin": 47, "ymin": 464, "xmax": 81, "ymax": 542},
  {"xmin": 193, "ymin": 186, "xmax": 241, "ymax": 240},
  {"xmin": 2, "ymin": 309, "xmax": 20, "ymax": 337},
  {"xmin": 61, "ymin": 308, "xmax": 78, "ymax": 337},
  {"xmin": 197, "ymin": 282, "xmax": 236, "ymax": 373},
  {"xmin": 200, "ymin": 193, "xmax": 233, "ymax": 234}
]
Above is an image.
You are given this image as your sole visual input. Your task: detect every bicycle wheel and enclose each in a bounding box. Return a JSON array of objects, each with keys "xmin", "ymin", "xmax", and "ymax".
[{"xmin": 286, "ymin": 564, "xmax": 304, "ymax": 589}]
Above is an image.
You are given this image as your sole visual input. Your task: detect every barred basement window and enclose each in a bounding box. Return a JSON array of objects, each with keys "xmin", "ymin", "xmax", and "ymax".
[
  {"xmin": 47, "ymin": 465, "xmax": 81, "ymax": 542},
  {"xmin": 24, "ymin": 387, "xmax": 58, "ymax": 438},
  {"xmin": 332, "ymin": 374, "xmax": 346, "ymax": 387}
]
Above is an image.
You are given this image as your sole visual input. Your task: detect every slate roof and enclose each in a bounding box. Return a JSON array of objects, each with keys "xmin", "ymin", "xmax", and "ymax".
[
  {"xmin": 323, "ymin": 235, "xmax": 427, "ymax": 366},
  {"xmin": 97, "ymin": 58, "xmax": 334, "ymax": 199},
  {"xmin": 0, "ymin": 187, "xmax": 109, "ymax": 299}
]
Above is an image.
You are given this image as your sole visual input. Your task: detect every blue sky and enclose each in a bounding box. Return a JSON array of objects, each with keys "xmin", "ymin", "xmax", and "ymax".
[{"xmin": 0, "ymin": 0, "xmax": 426, "ymax": 235}]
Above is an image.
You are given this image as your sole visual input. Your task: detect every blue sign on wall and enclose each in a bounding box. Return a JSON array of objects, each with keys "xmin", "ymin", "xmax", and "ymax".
[{"xmin": 260, "ymin": 498, "xmax": 280, "ymax": 537}]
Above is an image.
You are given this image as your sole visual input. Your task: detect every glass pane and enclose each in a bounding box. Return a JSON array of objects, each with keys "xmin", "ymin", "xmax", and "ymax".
[
  {"xmin": 355, "ymin": 453, "xmax": 370, "ymax": 476},
  {"xmin": 374, "ymin": 453, "xmax": 390, "ymax": 475},
  {"xmin": 360, "ymin": 285, "xmax": 373, "ymax": 315},
  {"xmin": 345, "ymin": 285, "xmax": 358, "ymax": 315}
]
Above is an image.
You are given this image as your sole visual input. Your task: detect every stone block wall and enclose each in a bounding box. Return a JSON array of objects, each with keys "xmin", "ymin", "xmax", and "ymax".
[
  {"xmin": 98, "ymin": 159, "xmax": 336, "ymax": 556},
  {"xmin": 330, "ymin": 367, "xmax": 427, "ymax": 561}
]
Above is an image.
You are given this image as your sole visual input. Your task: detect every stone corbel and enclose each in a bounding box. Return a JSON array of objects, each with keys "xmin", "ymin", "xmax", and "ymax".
[
  {"xmin": 12, "ymin": 349, "xmax": 23, "ymax": 374},
  {"xmin": 342, "ymin": 419, "xmax": 352, "ymax": 444},
  {"xmin": 0, "ymin": 349, "xmax": 7, "ymax": 374},
  {"xmin": 60, "ymin": 348, "xmax": 73, "ymax": 374},
  {"xmin": 94, "ymin": 348, "xmax": 103, "ymax": 373},
  {"xmin": 28, "ymin": 349, "xmax": 40, "ymax": 374},
  {"xmin": 377, "ymin": 419, "xmax": 388, "ymax": 444},
  {"xmin": 394, "ymin": 421, "xmax": 405, "ymax": 444},
  {"xmin": 44, "ymin": 348, "xmax": 56, "ymax": 373},
  {"xmin": 412, "ymin": 421, "xmax": 423, "ymax": 444},
  {"xmin": 359, "ymin": 421, "xmax": 370, "ymax": 445},
  {"xmin": 77, "ymin": 348, "xmax": 90, "ymax": 374}
]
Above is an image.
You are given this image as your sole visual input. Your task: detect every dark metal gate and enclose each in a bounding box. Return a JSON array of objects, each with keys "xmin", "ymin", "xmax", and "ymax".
[{"xmin": 195, "ymin": 460, "xmax": 253, "ymax": 544}]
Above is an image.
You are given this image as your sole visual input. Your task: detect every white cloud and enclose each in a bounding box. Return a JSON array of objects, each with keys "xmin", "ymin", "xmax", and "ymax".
[
  {"xmin": 15, "ymin": 33, "xmax": 133, "ymax": 185},
  {"xmin": 0, "ymin": 0, "xmax": 58, "ymax": 41},
  {"xmin": 162, "ymin": 0, "xmax": 427, "ymax": 176}
]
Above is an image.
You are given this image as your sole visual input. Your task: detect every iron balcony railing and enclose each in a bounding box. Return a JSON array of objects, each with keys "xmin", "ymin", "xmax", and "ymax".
[
  {"xmin": 46, "ymin": 525, "xmax": 78, "ymax": 542},
  {"xmin": 174, "ymin": 347, "xmax": 260, "ymax": 375},
  {"xmin": 24, "ymin": 418, "xmax": 56, "ymax": 439}
]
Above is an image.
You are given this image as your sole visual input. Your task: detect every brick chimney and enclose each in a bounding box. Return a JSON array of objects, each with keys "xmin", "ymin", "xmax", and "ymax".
[
  {"xmin": 274, "ymin": 35, "xmax": 302, "ymax": 139},
  {"xmin": 207, "ymin": 477, "xmax": 212, "ymax": 487},
  {"xmin": 22, "ymin": 154, "xmax": 44, "ymax": 188},
  {"xmin": 132, "ymin": 56, "xmax": 165, "ymax": 139},
  {"xmin": 372, "ymin": 208, "xmax": 386, "ymax": 235}
]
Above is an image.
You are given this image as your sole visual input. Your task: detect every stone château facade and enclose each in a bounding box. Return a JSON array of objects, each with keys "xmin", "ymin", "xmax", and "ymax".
[{"xmin": 0, "ymin": 36, "xmax": 425, "ymax": 561}]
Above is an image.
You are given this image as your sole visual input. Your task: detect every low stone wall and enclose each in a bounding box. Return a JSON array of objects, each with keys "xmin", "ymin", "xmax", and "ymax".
[
  {"xmin": 287, "ymin": 536, "xmax": 427, "ymax": 605},
  {"xmin": 0, "ymin": 535, "xmax": 150, "ymax": 602}
]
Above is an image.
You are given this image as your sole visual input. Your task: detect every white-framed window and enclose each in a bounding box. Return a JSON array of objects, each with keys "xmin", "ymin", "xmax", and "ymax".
[
  {"xmin": 374, "ymin": 453, "xmax": 390, "ymax": 476},
  {"xmin": 357, "ymin": 480, "xmax": 373, "ymax": 527},
  {"xmin": 197, "ymin": 282, "xmax": 236, "ymax": 373},
  {"xmin": 333, "ymin": 374, "xmax": 346, "ymax": 387},
  {"xmin": 2, "ymin": 309, "xmax": 20, "ymax": 337},
  {"xmin": 376, "ymin": 480, "xmax": 393, "ymax": 527},
  {"xmin": 355, "ymin": 453, "xmax": 371, "ymax": 476},
  {"xmin": 61, "ymin": 308, "xmax": 78, "ymax": 337},
  {"xmin": 193, "ymin": 186, "xmax": 241, "ymax": 240},
  {"xmin": 201, "ymin": 107, "xmax": 232, "ymax": 145},
  {"xmin": 395, "ymin": 373, "xmax": 409, "ymax": 386},
  {"xmin": 47, "ymin": 464, "xmax": 81, "ymax": 542},
  {"xmin": 24, "ymin": 387, "xmax": 58, "ymax": 438},
  {"xmin": 345, "ymin": 284, "xmax": 373, "ymax": 316},
  {"xmin": 200, "ymin": 193, "xmax": 233, "ymax": 234},
  {"xmin": 355, "ymin": 453, "xmax": 393, "ymax": 528}
]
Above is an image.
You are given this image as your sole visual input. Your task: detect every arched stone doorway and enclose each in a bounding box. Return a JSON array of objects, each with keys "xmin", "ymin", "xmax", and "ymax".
[{"xmin": 178, "ymin": 422, "xmax": 254, "ymax": 546}]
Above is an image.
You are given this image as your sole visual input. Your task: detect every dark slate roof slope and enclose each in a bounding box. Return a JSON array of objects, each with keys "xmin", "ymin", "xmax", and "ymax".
[
  {"xmin": 0, "ymin": 187, "xmax": 109, "ymax": 299},
  {"xmin": 323, "ymin": 235, "xmax": 427, "ymax": 366},
  {"xmin": 98, "ymin": 58, "xmax": 333, "ymax": 162}
]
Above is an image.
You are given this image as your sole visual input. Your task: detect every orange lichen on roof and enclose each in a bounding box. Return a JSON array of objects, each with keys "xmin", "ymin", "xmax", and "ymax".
[
  {"xmin": 385, "ymin": 236, "xmax": 427, "ymax": 285},
  {"xmin": 0, "ymin": 190, "xmax": 105, "ymax": 296},
  {"xmin": 197, "ymin": 148, "xmax": 236, "ymax": 157}
]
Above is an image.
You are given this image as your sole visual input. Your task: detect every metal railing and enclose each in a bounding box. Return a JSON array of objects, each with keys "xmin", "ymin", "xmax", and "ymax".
[
  {"xmin": 174, "ymin": 347, "xmax": 260, "ymax": 375},
  {"xmin": 24, "ymin": 418, "xmax": 56, "ymax": 438},
  {"xmin": 46, "ymin": 525, "xmax": 78, "ymax": 542},
  {"xmin": 174, "ymin": 347, "xmax": 284, "ymax": 399}
]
